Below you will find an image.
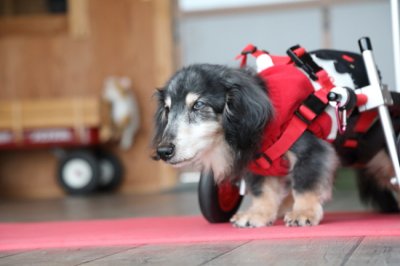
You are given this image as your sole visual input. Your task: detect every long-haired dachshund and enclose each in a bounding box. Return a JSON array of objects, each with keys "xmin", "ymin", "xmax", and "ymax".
[{"xmin": 152, "ymin": 50, "xmax": 400, "ymax": 227}]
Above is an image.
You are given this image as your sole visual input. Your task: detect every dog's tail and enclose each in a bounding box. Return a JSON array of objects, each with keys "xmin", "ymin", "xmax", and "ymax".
[{"xmin": 356, "ymin": 167, "xmax": 400, "ymax": 213}]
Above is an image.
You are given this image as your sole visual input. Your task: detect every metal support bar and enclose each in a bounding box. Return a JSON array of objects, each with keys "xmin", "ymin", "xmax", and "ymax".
[
  {"xmin": 359, "ymin": 37, "xmax": 400, "ymax": 187},
  {"xmin": 391, "ymin": 0, "xmax": 400, "ymax": 92}
]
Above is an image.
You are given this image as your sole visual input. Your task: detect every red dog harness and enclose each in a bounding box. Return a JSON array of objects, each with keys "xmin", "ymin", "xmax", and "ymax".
[{"xmin": 236, "ymin": 44, "xmax": 335, "ymax": 176}]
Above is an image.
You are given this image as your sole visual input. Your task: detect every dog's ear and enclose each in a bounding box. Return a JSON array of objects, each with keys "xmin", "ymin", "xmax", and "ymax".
[
  {"xmin": 221, "ymin": 69, "xmax": 273, "ymax": 166},
  {"xmin": 151, "ymin": 88, "xmax": 168, "ymax": 159}
]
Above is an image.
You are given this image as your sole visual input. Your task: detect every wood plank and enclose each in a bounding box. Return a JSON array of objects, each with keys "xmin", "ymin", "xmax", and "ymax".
[
  {"xmin": 0, "ymin": 98, "xmax": 101, "ymax": 129},
  {"xmin": 67, "ymin": 0, "xmax": 90, "ymax": 38},
  {"xmin": 0, "ymin": 246, "xmax": 133, "ymax": 266},
  {"xmin": 0, "ymin": 251, "xmax": 21, "ymax": 259},
  {"xmin": 0, "ymin": 15, "xmax": 67, "ymax": 36},
  {"xmin": 344, "ymin": 236, "xmax": 400, "ymax": 265},
  {"xmin": 0, "ymin": 188, "xmax": 199, "ymax": 222},
  {"xmin": 82, "ymin": 242, "xmax": 247, "ymax": 266},
  {"xmin": 204, "ymin": 237, "xmax": 363, "ymax": 266},
  {"xmin": 150, "ymin": 0, "xmax": 178, "ymax": 191},
  {"xmin": 153, "ymin": 0, "xmax": 175, "ymax": 87}
]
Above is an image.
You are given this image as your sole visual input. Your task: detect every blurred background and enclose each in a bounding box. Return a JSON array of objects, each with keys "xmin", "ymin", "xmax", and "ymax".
[{"xmin": 0, "ymin": 0, "xmax": 396, "ymax": 204}]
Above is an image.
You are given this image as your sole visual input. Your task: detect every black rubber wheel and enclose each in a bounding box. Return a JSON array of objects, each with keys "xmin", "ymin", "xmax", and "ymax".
[
  {"xmin": 57, "ymin": 150, "xmax": 100, "ymax": 195},
  {"xmin": 198, "ymin": 170, "xmax": 243, "ymax": 223},
  {"xmin": 96, "ymin": 150, "xmax": 124, "ymax": 191}
]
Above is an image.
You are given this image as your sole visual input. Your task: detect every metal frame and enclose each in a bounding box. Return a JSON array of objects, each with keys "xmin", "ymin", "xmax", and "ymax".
[
  {"xmin": 358, "ymin": 37, "xmax": 400, "ymax": 187},
  {"xmin": 391, "ymin": 0, "xmax": 400, "ymax": 92}
]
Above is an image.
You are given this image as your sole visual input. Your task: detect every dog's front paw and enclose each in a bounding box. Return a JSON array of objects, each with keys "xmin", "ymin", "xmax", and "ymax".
[
  {"xmin": 283, "ymin": 205, "xmax": 323, "ymax": 227},
  {"xmin": 230, "ymin": 211, "xmax": 276, "ymax": 228}
]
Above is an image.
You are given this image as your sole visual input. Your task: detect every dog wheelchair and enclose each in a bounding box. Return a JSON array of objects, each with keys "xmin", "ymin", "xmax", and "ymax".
[{"xmin": 198, "ymin": 37, "xmax": 400, "ymax": 223}]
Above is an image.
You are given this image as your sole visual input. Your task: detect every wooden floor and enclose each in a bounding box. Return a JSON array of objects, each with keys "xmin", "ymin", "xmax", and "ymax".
[{"xmin": 1, "ymin": 174, "xmax": 400, "ymax": 265}]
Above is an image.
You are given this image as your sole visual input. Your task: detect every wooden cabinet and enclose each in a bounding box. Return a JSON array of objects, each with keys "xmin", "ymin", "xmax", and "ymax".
[{"xmin": 0, "ymin": 0, "xmax": 177, "ymax": 198}]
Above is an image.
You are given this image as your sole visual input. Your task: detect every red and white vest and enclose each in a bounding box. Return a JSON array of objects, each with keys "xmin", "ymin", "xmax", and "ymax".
[{"xmin": 236, "ymin": 45, "xmax": 336, "ymax": 176}]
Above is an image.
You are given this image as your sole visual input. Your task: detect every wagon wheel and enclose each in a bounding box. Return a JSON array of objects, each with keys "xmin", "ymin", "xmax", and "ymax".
[
  {"xmin": 58, "ymin": 150, "xmax": 100, "ymax": 195},
  {"xmin": 198, "ymin": 170, "xmax": 243, "ymax": 223},
  {"xmin": 96, "ymin": 150, "xmax": 124, "ymax": 191}
]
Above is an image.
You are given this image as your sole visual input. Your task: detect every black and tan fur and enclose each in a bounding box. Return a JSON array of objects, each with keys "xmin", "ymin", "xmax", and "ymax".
[{"xmin": 152, "ymin": 52, "xmax": 400, "ymax": 227}]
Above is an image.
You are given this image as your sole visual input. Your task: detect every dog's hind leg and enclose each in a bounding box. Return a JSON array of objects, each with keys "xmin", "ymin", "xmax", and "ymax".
[
  {"xmin": 230, "ymin": 176, "xmax": 287, "ymax": 228},
  {"xmin": 284, "ymin": 132, "xmax": 338, "ymax": 226},
  {"xmin": 356, "ymin": 149, "xmax": 400, "ymax": 213}
]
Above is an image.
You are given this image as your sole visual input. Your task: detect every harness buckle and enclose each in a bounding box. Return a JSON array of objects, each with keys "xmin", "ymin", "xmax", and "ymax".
[{"xmin": 287, "ymin": 45, "xmax": 322, "ymax": 81}]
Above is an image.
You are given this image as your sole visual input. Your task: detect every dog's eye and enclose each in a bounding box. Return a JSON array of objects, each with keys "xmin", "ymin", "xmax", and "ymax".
[{"xmin": 193, "ymin": 100, "xmax": 205, "ymax": 111}]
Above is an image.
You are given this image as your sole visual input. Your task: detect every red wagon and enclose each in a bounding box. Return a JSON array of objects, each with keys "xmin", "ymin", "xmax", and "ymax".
[{"xmin": 0, "ymin": 97, "xmax": 123, "ymax": 195}]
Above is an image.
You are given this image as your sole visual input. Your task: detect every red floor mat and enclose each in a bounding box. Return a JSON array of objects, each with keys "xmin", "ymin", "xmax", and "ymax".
[{"xmin": 0, "ymin": 212, "xmax": 399, "ymax": 251}]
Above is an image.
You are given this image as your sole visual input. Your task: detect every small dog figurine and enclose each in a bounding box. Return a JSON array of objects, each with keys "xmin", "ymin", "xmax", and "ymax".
[
  {"xmin": 102, "ymin": 77, "xmax": 140, "ymax": 150},
  {"xmin": 152, "ymin": 48, "xmax": 400, "ymax": 227}
]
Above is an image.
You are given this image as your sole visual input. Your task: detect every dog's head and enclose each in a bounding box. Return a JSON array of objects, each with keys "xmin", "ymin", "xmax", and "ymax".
[{"xmin": 152, "ymin": 64, "xmax": 273, "ymax": 178}]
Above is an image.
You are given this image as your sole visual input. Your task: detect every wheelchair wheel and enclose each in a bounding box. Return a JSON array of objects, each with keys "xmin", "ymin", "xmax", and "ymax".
[{"xmin": 198, "ymin": 170, "xmax": 243, "ymax": 223}]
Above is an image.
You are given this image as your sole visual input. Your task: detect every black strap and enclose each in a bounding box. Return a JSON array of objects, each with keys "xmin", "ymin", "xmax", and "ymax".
[
  {"xmin": 303, "ymin": 93, "xmax": 328, "ymax": 115},
  {"xmin": 287, "ymin": 45, "xmax": 322, "ymax": 81}
]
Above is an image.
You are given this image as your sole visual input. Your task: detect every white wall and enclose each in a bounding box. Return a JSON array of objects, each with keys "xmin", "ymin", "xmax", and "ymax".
[
  {"xmin": 331, "ymin": 1, "xmax": 394, "ymax": 90},
  {"xmin": 179, "ymin": 0, "xmax": 310, "ymax": 12},
  {"xmin": 178, "ymin": 0, "xmax": 396, "ymax": 90},
  {"xmin": 179, "ymin": 7, "xmax": 322, "ymax": 66}
]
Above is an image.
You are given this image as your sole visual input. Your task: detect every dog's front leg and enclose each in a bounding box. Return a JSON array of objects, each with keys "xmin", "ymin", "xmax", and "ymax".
[
  {"xmin": 283, "ymin": 133, "xmax": 337, "ymax": 227},
  {"xmin": 284, "ymin": 191, "xmax": 323, "ymax": 226},
  {"xmin": 230, "ymin": 177, "xmax": 286, "ymax": 228}
]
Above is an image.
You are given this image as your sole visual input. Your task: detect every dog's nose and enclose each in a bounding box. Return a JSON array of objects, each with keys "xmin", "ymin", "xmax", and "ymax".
[{"xmin": 157, "ymin": 144, "xmax": 175, "ymax": 161}]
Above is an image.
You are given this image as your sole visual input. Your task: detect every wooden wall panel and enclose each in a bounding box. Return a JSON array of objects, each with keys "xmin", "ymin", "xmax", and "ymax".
[{"xmin": 0, "ymin": 0, "xmax": 177, "ymax": 198}]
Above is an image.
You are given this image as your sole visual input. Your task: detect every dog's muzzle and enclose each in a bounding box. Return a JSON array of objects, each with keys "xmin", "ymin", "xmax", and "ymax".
[{"xmin": 156, "ymin": 143, "xmax": 175, "ymax": 161}]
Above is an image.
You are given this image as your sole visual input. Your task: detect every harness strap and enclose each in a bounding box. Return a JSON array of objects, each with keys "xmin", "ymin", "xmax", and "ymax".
[
  {"xmin": 236, "ymin": 45, "xmax": 291, "ymax": 68},
  {"xmin": 339, "ymin": 110, "xmax": 378, "ymax": 149},
  {"xmin": 254, "ymin": 115, "xmax": 309, "ymax": 169},
  {"xmin": 235, "ymin": 44, "xmax": 265, "ymax": 68}
]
